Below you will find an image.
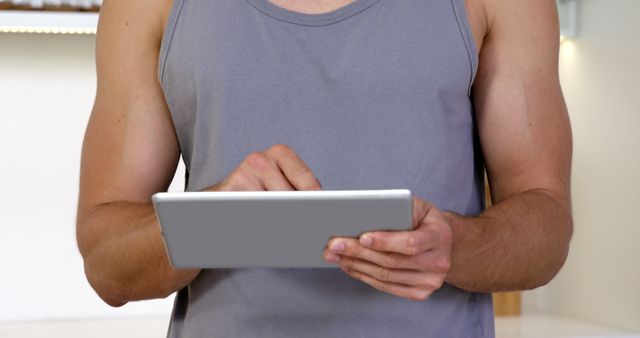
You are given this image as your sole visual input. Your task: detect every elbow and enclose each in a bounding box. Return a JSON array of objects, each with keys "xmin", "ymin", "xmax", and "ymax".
[
  {"xmin": 519, "ymin": 257, "xmax": 569, "ymax": 291},
  {"xmin": 77, "ymin": 208, "xmax": 128, "ymax": 307},
  {"xmin": 529, "ymin": 216, "xmax": 574, "ymax": 290},
  {"xmin": 529, "ymin": 258, "xmax": 566, "ymax": 290},
  {"xmin": 86, "ymin": 277, "xmax": 129, "ymax": 308},
  {"xmin": 547, "ymin": 208, "xmax": 573, "ymax": 282},
  {"xmin": 102, "ymin": 296, "xmax": 128, "ymax": 308},
  {"xmin": 82, "ymin": 254, "xmax": 181, "ymax": 307},
  {"xmin": 83, "ymin": 260, "xmax": 130, "ymax": 308}
]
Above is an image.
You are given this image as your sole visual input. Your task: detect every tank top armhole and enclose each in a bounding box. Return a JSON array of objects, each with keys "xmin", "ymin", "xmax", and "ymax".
[
  {"xmin": 450, "ymin": 0, "xmax": 479, "ymax": 96},
  {"xmin": 158, "ymin": 0, "xmax": 187, "ymax": 87}
]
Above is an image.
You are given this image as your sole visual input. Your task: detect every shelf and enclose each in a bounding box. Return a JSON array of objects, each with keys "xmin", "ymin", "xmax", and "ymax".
[{"xmin": 0, "ymin": 10, "xmax": 98, "ymax": 34}]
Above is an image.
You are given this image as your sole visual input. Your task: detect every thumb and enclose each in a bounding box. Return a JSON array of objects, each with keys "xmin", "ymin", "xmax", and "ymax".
[{"xmin": 411, "ymin": 196, "xmax": 433, "ymax": 229}]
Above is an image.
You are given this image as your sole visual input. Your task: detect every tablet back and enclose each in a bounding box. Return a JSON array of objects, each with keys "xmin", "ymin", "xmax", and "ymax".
[{"xmin": 152, "ymin": 189, "xmax": 412, "ymax": 268}]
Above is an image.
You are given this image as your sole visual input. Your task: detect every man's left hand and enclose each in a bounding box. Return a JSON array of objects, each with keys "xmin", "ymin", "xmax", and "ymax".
[{"xmin": 323, "ymin": 197, "xmax": 453, "ymax": 301}]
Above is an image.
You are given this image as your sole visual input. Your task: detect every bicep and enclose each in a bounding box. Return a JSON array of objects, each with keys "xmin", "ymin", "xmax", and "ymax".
[
  {"xmin": 473, "ymin": 0, "xmax": 572, "ymax": 208},
  {"xmin": 78, "ymin": 0, "xmax": 177, "ymax": 222}
]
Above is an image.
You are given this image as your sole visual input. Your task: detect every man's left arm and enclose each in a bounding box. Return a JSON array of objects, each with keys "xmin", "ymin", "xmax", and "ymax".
[
  {"xmin": 445, "ymin": 0, "xmax": 573, "ymax": 292},
  {"xmin": 324, "ymin": 0, "xmax": 572, "ymax": 297}
]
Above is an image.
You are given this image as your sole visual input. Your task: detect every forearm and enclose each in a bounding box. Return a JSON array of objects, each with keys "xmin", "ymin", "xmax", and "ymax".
[
  {"xmin": 444, "ymin": 189, "xmax": 573, "ymax": 293},
  {"xmin": 78, "ymin": 202, "xmax": 199, "ymax": 307}
]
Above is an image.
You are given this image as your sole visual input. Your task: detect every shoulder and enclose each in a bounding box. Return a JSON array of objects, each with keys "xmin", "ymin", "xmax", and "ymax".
[
  {"xmin": 94, "ymin": 0, "xmax": 175, "ymax": 93},
  {"xmin": 465, "ymin": 0, "xmax": 559, "ymax": 54},
  {"xmin": 98, "ymin": 0, "xmax": 173, "ymax": 48}
]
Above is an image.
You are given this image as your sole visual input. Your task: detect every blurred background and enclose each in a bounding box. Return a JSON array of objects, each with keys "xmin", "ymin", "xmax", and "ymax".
[{"xmin": 0, "ymin": 0, "xmax": 638, "ymax": 337}]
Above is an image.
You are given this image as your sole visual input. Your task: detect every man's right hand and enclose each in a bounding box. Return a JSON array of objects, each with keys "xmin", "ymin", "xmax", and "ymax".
[{"xmin": 208, "ymin": 144, "xmax": 322, "ymax": 192}]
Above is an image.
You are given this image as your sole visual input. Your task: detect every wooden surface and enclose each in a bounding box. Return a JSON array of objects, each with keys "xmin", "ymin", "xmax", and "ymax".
[{"xmin": 493, "ymin": 292, "xmax": 522, "ymax": 316}]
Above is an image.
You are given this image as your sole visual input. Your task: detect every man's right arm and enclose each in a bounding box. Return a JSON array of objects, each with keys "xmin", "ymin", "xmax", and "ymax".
[
  {"xmin": 78, "ymin": 0, "xmax": 324, "ymax": 308},
  {"xmin": 76, "ymin": 0, "xmax": 198, "ymax": 307}
]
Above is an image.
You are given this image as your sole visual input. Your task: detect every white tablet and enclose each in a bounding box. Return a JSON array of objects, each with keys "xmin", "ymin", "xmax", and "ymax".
[{"xmin": 152, "ymin": 189, "xmax": 412, "ymax": 268}]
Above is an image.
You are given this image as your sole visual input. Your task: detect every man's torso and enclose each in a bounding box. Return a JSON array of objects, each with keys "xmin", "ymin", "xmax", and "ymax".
[{"xmin": 157, "ymin": 0, "xmax": 493, "ymax": 337}]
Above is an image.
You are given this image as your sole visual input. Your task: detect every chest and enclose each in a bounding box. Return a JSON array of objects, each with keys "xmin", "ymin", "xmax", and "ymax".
[
  {"xmin": 166, "ymin": 1, "xmax": 474, "ymax": 99},
  {"xmin": 160, "ymin": 0, "xmax": 481, "ymax": 203}
]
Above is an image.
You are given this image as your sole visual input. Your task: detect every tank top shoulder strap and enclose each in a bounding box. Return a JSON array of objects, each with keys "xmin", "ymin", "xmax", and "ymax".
[
  {"xmin": 158, "ymin": 0, "xmax": 186, "ymax": 87},
  {"xmin": 449, "ymin": 0, "xmax": 479, "ymax": 94}
]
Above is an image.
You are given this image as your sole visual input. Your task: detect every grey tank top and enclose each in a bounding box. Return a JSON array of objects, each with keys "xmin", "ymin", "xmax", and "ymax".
[{"xmin": 159, "ymin": 0, "xmax": 493, "ymax": 337}]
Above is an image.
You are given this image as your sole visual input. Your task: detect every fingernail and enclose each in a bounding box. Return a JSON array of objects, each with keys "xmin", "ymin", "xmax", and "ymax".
[
  {"xmin": 360, "ymin": 234, "xmax": 372, "ymax": 247},
  {"xmin": 330, "ymin": 241, "xmax": 345, "ymax": 252},
  {"xmin": 325, "ymin": 252, "xmax": 341, "ymax": 263}
]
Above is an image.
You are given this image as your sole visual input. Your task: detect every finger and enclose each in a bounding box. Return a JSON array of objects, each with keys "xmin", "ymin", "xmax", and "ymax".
[
  {"xmin": 337, "ymin": 257, "xmax": 446, "ymax": 290},
  {"xmin": 265, "ymin": 144, "xmax": 322, "ymax": 190},
  {"xmin": 325, "ymin": 238, "xmax": 418, "ymax": 270},
  {"xmin": 240, "ymin": 151, "xmax": 295, "ymax": 191},
  {"xmin": 324, "ymin": 238, "xmax": 451, "ymax": 273},
  {"xmin": 359, "ymin": 228, "xmax": 438, "ymax": 256},
  {"xmin": 340, "ymin": 266, "xmax": 433, "ymax": 301},
  {"xmin": 218, "ymin": 169, "xmax": 266, "ymax": 191},
  {"xmin": 412, "ymin": 196, "xmax": 432, "ymax": 229}
]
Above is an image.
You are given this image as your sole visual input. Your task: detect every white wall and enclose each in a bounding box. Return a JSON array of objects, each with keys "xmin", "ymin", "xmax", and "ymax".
[
  {"xmin": 523, "ymin": 0, "xmax": 640, "ymax": 332},
  {"xmin": 2, "ymin": 1, "xmax": 640, "ymax": 327},
  {"xmin": 0, "ymin": 33, "xmax": 183, "ymax": 321}
]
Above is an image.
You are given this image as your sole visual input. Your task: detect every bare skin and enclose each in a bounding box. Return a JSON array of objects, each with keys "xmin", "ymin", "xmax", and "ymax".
[
  {"xmin": 269, "ymin": 0, "xmax": 356, "ymax": 14},
  {"xmin": 77, "ymin": 0, "xmax": 572, "ymax": 306}
]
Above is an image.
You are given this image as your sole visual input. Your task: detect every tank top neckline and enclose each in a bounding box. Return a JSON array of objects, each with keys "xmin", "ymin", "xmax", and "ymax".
[{"xmin": 245, "ymin": 0, "xmax": 382, "ymax": 26}]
